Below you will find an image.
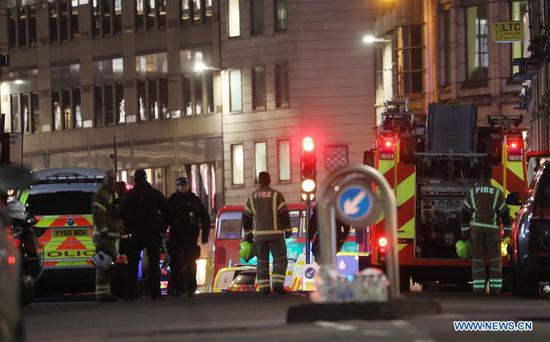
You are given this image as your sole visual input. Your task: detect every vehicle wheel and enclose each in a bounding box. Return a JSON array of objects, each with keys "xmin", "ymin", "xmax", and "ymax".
[{"xmin": 511, "ymin": 258, "xmax": 539, "ymax": 297}]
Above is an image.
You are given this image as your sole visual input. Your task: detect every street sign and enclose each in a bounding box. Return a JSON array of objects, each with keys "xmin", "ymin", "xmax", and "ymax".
[
  {"xmin": 493, "ymin": 21, "xmax": 524, "ymax": 43},
  {"xmin": 336, "ymin": 184, "xmax": 376, "ymax": 226}
]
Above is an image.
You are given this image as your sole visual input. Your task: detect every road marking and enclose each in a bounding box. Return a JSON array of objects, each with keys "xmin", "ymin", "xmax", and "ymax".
[
  {"xmin": 314, "ymin": 321, "xmax": 356, "ymax": 331},
  {"xmin": 391, "ymin": 320, "xmax": 409, "ymax": 327},
  {"xmin": 363, "ymin": 329, "xmax": 391, "ymax": 336}
]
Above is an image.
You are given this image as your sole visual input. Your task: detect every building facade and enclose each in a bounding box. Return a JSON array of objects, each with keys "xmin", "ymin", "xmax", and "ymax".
[
  {"xmin": 373, "ymin": 0, "xmax": 527, "ymax": 125},
  {"xmin": 1, "ymin": 0, "xmax": 532, "ymax": 210},
  {"xmin": 219, "ymin": 0, "xmax": 378, "ymax": 204},
  {"xmin": 0, "ymin": 0, "xmax": 223, "ymax": 213}
]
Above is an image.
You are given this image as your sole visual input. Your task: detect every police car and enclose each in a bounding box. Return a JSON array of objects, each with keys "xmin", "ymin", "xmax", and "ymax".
[{"xmin": 18, "ymin": 168, "xmax": 103, "ymax": 289}]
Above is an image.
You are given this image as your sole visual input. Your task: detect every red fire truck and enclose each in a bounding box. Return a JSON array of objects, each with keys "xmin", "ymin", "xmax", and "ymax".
[{"xmin": 365, "ymin": 101, "xmax": 527, "ymax": 290}]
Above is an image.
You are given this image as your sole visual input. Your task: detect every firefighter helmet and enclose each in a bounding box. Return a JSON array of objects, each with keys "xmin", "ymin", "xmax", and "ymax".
[
  {"xmin": 456, "ymin": 240, "xmax": 472, "ymax": 259},
  {"xmin": 239, "ymin": 240, "xmax": 256, "ymax": 262}
]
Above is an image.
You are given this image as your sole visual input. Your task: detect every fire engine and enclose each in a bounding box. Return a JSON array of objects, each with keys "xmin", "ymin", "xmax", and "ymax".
[{"xmin": 365, "ymin": 100, "xmax": 527, "ymax": 290}]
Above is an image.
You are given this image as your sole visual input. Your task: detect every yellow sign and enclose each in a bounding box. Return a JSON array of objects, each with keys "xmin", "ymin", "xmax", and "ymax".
[{"xmin": 493, "ymin": 21, "xmax": 524, "ymax": 42}]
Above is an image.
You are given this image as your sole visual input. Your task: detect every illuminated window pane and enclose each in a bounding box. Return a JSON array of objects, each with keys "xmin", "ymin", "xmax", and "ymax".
[
  {"xmin": 229, "ymin": 69, "xmax": 242, "ymax": 112},
  {"xmin": 278, "ymin": 140, "xmax": 291, "ymax": 181},
  {"xmin": 255, "ymin": 142, "xmax": 267, "ymax": 180},
  {"xmin": 228, "ymin": 0, "xmax": 240, "ymax": 37},
  {"xmin": 232, "ymin": 144, "xmax": 244, "ymax": 185}
]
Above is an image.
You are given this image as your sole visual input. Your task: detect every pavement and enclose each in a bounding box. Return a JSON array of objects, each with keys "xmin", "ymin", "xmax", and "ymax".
[{"xmin": 24, "ymin": 292, "xmax": 550, "ymax": 342}]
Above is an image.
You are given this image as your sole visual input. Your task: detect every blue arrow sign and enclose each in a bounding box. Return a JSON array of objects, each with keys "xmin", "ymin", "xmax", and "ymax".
[{"xmin": 336, "ymin": 185, "xmax": 373, "ymax": 223}]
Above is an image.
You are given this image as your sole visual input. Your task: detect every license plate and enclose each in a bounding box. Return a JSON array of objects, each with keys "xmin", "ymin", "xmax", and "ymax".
[{"xmin": 53, "ymin": 228, "xmax": 90, "ymax": 238}]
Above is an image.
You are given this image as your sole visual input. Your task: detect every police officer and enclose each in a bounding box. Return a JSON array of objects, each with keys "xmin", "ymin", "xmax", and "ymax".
[
  {"xmin": 92, "ymin": 170, "xmax": 120, "ymax": 302},
  {"xmin": 167, "ymin": 176, "xmax": 210, "ymax": 297},
  {"xmin": 462, "ymin": 165, "xmax": 511, "ymax": 294},
  {"xmin": 119, "ymin": 169, "xmax": 172, "ymax": 300},
  {"xmin": 242, "ymin": 172, "xmax": 291, "ymax": 294}
]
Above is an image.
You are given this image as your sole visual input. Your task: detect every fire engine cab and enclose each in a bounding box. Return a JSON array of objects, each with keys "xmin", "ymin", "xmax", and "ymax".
[{"xmin": 365, "ymin": 100, "xmax": 527, "ymax": 290}]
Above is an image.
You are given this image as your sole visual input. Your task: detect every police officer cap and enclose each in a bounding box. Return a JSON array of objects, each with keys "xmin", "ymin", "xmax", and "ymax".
[
  {"xmin": 176, "ymin": 177, "xmax": 188, "ymax": 186},
  {"xmin": 134, "ymin": 169, "xmax": 147, "ymax": 183}
]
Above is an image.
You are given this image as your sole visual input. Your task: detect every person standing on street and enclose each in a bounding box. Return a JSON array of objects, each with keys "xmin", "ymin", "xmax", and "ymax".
[
  {"xmin": 92, "ymin": 170, "xmax": 120, "ymax": 302},
  {"xmin": 119, "ymin": 169, "xmax": 172, "ymax": 300},
  {"xmin": 242, "ymin": 172, "xmax": 291, "ymax": 294},
  {"xmin": 167, "ymin": 177, "xmax": 211, "ymax": 297},
  {"xmin": 462, "ymin": 165, "xmax": 511, "ymax": 294},
  {"xmin": 308, "ymin": 206, "xmax": 351, "ymax": 263}
]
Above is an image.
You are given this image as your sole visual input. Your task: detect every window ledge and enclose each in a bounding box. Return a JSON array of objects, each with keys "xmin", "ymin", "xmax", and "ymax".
[{"xmin": 460, "ymin": 81, "xmax": 488, "ymax": 89}]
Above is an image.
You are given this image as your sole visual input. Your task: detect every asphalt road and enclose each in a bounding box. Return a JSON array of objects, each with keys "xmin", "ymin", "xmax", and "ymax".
[{"xmin": 24, "ymin": 292, "xmax": 550, "ymax": 342}]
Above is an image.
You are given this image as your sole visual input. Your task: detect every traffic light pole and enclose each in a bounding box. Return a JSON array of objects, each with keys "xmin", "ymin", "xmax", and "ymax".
[{"xmin": 305, "ymin": 196, "xmax": 311, "ymax": 264}]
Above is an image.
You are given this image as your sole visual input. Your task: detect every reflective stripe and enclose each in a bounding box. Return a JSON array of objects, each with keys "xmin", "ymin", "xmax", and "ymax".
[
  {"xmin": 472, "ymin": 268, "xmax": 485, "ymax": 274},
  {"xmin": 463, "ymin": 200, "xmax": 472, "ymax": 210},
  {"xmin": 473, "ymin": 284, "xmax": 486, "ymax": 289},
  {"xmin": 489, "ymin": 256, "xmax": 501, "ymax": 261},
  {"xmin": 504, "ymin": 226, "xmax": 512, "ymax": 232},
  {"xmin": 272, "ymin": 274, "xmax": 286, "ymax": 280},
  {"xmin": 278, "ymin": 201, "xmax": 286, "ymax": 211},
  {"xmin": 492, "ymin": 190, "xmax": 499, "ymax": 210},
  {"xmin": 273, "ymin": 192, "xmax": 278, "ymax": 230},
  {"xmin": 461, "ymin": 226, "xmax": 471, "ymax": 231},
  {"xmin": 471, "ymin": 222, "xmax": 499, "ymax": 229},
  {"xmin": 93, "ymin": 202, "xmax": 107, "ymax": 212},
  {"xmin": 489, "ymin": 268, "xmax": 502, "ymax": 272},
  {"xmin": 470, "ymin": 189, "xmax": 477, "ymax": 210},
  {"xmin": 473, "ymin": 279, "xmax": 486, "ymax": 283},
  {"xmin": 257, "ymin": 279, "xmax": 270, "ymax": 284},
  {"xmin": 108, "ymin": 232, "xmax": 120, "ymax": 238},
  {"xmin": 254, "ymin": 230, "xmax": 285, "ymax": 235}
]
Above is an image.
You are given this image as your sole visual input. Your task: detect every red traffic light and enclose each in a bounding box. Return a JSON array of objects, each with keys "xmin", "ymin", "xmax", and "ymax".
[
  {"xmin": 301, "ymin": 137, "xmax": 316, "ymax": 195},
  {"xmin": 302, "ymin": 137, "xmax": 315, "ymax": 152}
]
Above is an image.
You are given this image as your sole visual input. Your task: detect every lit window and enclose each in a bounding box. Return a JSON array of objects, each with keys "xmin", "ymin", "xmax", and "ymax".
[
  {"xmin": 275, "ymin": 0, "xmax": 287, "ymax": 32},
  {"xmin": 466, "ymin": 5, "xmax": 488, "ymax": 83},
  {"xmin": 395, "ymin": 25, "xmax": 423, "ymax": 95},
  {"xmin": 278, "ymin": 139, "xmax": 291, "ymax": 181},
  {"xmin": 10, "ymin": 94, "xmax": 21, "ymax": 133},
  {"xmin": 255, "ymin": 142, "xmax": 267, "ymax": 181},
  {"xmin": 232, "ymin": 144, "xmax": 244, "ymax": 185},
  {"xmin": 229, "ymin": 69, "xmax": 242, "ymax": 112},
  {"xmin": 511, "ymin": 1, "xmax": 528, "ymax": 76},
  {"xmin": 228, "ymin": 0, "xmax": 240, "ymax": 37}
]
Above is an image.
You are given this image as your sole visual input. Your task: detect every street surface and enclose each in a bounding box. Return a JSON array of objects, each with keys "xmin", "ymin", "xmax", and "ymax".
[{"xmin": 25, "ymin": 292, "xmax": 550, "ymax": 342}]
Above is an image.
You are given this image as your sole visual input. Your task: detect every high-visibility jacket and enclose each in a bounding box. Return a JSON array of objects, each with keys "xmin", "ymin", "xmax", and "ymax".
[
  {"xmin": 241, "ymin": 186, "xmax": 291, "ymax": 241},
  {"xmin": 92, "ymin": 185, "xmax": 120, "ymax": 239},
  {"xmin": 462, "ymin": 181, "xmax": 511, "ymax": 237}
]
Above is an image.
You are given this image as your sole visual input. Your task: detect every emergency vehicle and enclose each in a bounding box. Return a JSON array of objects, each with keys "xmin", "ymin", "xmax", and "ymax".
[
  {"xmin": 366, "ymin": 101, "xmax": 527, "ymax": 290},
  {"xmin": 18, "ymin": 168, "xmax": 102, "ymax": 283},
  {"xmin": 212, "ymin": 203, "xmax": 360, "ymax": 292}
]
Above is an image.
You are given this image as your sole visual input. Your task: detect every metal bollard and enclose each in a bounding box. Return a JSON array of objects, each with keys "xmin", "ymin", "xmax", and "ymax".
[{"xmin": 316, "ymin": 164, "xmax": 400, "ymax": 300}]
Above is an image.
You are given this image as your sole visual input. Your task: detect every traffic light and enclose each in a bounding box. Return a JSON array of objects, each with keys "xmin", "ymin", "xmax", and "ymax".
[{"xmin": 301, "ymin": 137, "xmax": 316, "ymax": 197}]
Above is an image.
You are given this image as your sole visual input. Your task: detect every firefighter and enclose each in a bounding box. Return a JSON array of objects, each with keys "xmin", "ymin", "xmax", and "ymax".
[
  {"xmin": 308, "ymin": 206, "xmax": 351, "ymax": 263},
  {"xmin": 462, "ymin": 165, "xmax": 511, "ymax": 294},
  {"xmin": 167, "ymin": 176, "xmax": 210, "ymax": 297},
  {"xmin": 92, "ymin": 170, "xmax": 120, "ymax": 302},
  {"xmin": 119, "ymin": 169, "xmax": 172, "ymax": 301},
  {"xmin": 242, "ymin": 171, "xmax": 292, "ymax": 294}
]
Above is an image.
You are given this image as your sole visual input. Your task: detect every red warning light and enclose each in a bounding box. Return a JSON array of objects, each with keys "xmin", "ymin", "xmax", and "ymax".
[{"xmin": 378, "ymin": 237, "xmax": 388, "ymax": 248}]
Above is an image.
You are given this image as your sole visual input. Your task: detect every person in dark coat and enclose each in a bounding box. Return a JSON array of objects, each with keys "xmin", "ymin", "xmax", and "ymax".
[
  {"xmin": 167, "ymin": 177, "xmax": 210, "ymax": 297},
  {"xmin": 308, "ymin": 206, "xmax": 351, "ymax": 263},
  {"xmin": 119, "ymin": 169, "xmax": 172, "ymax": 300}
]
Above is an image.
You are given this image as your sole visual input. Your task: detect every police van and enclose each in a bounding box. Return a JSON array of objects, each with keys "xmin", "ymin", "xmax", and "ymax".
[{"xmin": 18, "ymin": 168, "xmax": 103, "ymax": 287}]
